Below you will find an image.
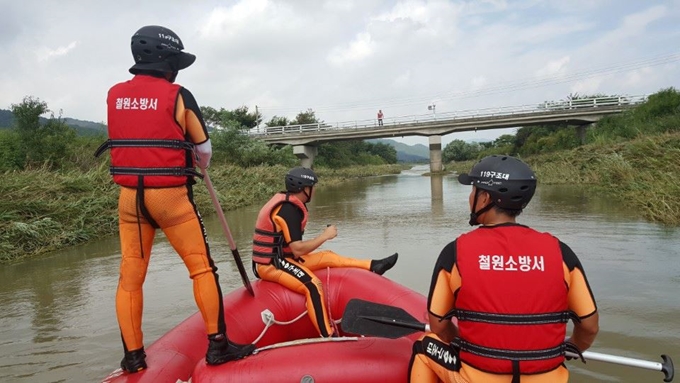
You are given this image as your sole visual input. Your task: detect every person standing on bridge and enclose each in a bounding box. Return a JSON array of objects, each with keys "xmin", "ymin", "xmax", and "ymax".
[
  {"xmin": 377, "ymin": 109, "xmax": 384, "ymax": 126},
  {"xmin": 408, "ymin": 155, "xmax": 599, "ymax": 383},
  {"xmin": 251, "ymin": 166, "xmax": 399, "ymax": 337},
  {"xmin": 97, "ymin": 25, "xmax": 254, "ymax": 374}
]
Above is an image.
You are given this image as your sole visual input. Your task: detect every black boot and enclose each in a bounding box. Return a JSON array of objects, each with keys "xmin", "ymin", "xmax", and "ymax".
[
  {"xmin": 206, "ymin": 334, "xmax": 256, "ymax": 366},
  {"xmin": 370, "ymin": 253, "xmax": 398, "ymax": 275},
  {"xmin": 120, "ymin": 348, "xmax": 147, "ymax": 373}
]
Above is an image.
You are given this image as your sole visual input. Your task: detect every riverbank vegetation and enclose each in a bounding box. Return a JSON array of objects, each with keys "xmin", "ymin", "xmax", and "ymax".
[
  {"xmin": 445, "ymin": 88, "xmax": 680, "ymax": 226},
  {"xmin": 2, "ymin": 88, "xmax": 679, "ymax": 262},
  {"xmin": 0, "ymin": 162, "xmax": 404, "ymax": 263},
  {"xmin": 0, "ymin": 98, "xmax": 404, "ymax": 262}
]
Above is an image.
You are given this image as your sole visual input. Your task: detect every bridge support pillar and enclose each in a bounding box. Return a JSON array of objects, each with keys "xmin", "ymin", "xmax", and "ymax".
[
  {"xmin": 576, "ymin": 124, "xmax": 588, "ymax": 145},
  {"xmin": 428, "ymin": 135, "xmax": 443, "ymax": 173},
  {"xmin": 293, "ymin": 145, "xmax": 318, "ymax": 168}
]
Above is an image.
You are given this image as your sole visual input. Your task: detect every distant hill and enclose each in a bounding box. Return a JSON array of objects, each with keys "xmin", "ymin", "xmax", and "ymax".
[
  {"xmin": 62, "ymin": 117, "xmax": 107, "ymax": 136},
  {"xmin": 367, "ymin": 138, "xmax": 429, "ymax": 163},
  {"xmin": 0, "ymin": 109, "xmax": 106, "ymax": 136}
]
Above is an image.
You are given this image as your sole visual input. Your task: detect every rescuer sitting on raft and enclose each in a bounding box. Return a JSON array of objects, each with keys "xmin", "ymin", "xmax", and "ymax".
[
  {"xmin": 408, "ymin": 155, "xmax": 599, "ymax": 383},
  {"xmin": 251, "ymin": 166, "xmax": 399, "ymax": 337}
]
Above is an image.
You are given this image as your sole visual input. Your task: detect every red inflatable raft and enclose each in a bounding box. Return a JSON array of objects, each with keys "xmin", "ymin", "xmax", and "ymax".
[{"xmin": 102, "ymin": 268, "xmax": 427, "ymax": 383}]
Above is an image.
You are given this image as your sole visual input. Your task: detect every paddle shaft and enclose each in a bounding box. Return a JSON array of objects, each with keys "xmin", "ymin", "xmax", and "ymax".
[
  {"xmin": 568, "ymin": 351, "xmax": 674, "ymax": 381},
  {"xmin": 201, "ymin": 168, "xmax": 255, "ymax": 297}
]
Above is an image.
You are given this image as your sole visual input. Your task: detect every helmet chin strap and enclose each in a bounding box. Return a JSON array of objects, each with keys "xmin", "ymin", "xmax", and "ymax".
[
  {"xmin": 303, "ymin": 186, "xmax": 313, "ymax": 204},
  {"xmin": 468, "ymin": 189, "xmax": 495, "ymax": 226},
  {"xmin": 167, "ymin": 71, "xmax": 178, "ymax": 83}
]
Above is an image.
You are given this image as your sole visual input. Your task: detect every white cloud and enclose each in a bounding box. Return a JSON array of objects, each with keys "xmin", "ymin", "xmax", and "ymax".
[
  {"xmin": 470, "ymin": 76, "xmax": 488, "ymax": 90},
  {"xmin": 621, "ymin": 4, "xmax": 667, "ymax": 31},
  {"xmin": 375, "ymin": 0, "xmax": 431, "ymax": 23},
  {"xmin": 546, "ymin": 0, "xmax": 614, "ymax": 13},
  {"xmin": 584, "ymin": 5, "xmax": 668, "ymax": 52},
  {"xmin": 327, "ymin": 32, "xmax": 375, "ymax": 66},
  {"xmin": 199, "ymin": 0, "xmax": 272, "ymax": 39},
  {"xmin": 0, "ymin": 0, "xmax": 678, "ymax": 147},
  {"xmin": 36, "ymin": 41, "xmax": 78, "ymax": 62},
  {"xmin": 536, "ymin": 56, "xmax": 570, "ymax": 78},
  {"xmin": 393, "ymin": 70, "xmax": 412, "ymax": 88},
  {"xmin": 323, "ymin": 0, "xmax": 357, "ymax": 12}
]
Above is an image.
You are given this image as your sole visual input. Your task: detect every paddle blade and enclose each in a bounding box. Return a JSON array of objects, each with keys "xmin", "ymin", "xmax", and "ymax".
[
  {"xmin": 341, "ymin": 298, "xmax": 427, "ymax": 339},
  {"xmin": 201, "ymin": 167, "xmax": 254, "ymax": 297},
  {"xmin": 231, "ymin": 248, "xmax": 255, "ymax": 297}
]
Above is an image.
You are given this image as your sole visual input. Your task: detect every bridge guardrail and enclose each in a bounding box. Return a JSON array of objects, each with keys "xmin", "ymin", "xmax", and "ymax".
[{"xmin": 248, "ymin": 95, "xmax": 647, "ymax": 136}]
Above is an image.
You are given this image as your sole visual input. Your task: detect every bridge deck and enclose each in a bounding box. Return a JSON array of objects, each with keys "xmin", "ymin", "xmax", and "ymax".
[{"xmin": 249, "ymin": 95, "xmax": 645, "ymax": 146}]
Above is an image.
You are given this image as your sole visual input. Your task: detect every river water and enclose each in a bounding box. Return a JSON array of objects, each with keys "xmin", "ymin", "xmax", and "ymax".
[{"xmin": 1, "ymin": 165, "xmax": 678, "ymax": 383}]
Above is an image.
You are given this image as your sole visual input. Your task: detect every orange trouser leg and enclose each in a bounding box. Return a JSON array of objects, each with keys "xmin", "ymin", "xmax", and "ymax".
[
  {"xmin": 163, "ymin": 219, "xmax": 224, "ymax": 336},
  {"xmin": 410, "ymin": 353, "xmax": 449, "ymax": 383},
  {"xmin": 409, "ymin": 334, "xmax": 462, "ymax": 383},
  {"xmin": 297, "ymin": 250, "xmax": 372, "ymax": 271},
  {"xmin": 256, "ymin": 259, "xmax": 335, "ymax": 337},
  {"xmin": 458, "ymin": 364, "xmax": 569, "ymax": 383},
  {"xmin": 116, "ymin": 215, "xmax": 155, "ymax": 352},
  {"xmin": 116, "ymin": 186, "xmax": 227, "ymax": 352}
]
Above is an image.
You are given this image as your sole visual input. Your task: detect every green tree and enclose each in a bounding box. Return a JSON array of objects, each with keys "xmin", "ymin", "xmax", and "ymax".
[
  {"xmin": 230, "ymin": 106, "xmax": 260, "ymax": 129},
  {"xmin": 266, "ymin": 116, "xmax": 289, "ymax": 127},
  {"xmin": 202, "ymin": 106, "xmax": 296, "ymax": 167},
  {"xmin": 0, "ymin": 130, "xmax": 23, "ymax": 171},
  {"xmin": 201, "ymin": 105, "xmax": 261, "ymax": 131},
  {"xmin": 201, "ymin": 106, "xmax": 224, "ymax": 128},
  {"xmin": 314, "ymin": 140, "xmax": 397, "ymax": 168},
  {"xmin": 316, "ymin": 142, "xmax": 353, "ymax": 167},
  {"xmin": 12, "ymin": 96, "xmax": 47, "ymax": 151},
  {"xmin": 442, "ymin": 139, "xmax": 479, "ymax": 162},
  {"xmin": 291, "ymin": 109, "xmax": 320, "ymax": 125},
  {"xmin": 493, "ymin": 134, "xmax": 516, "ymax": 148},
  {"xmin": 369, "ymin": 142, "xmax": 398, "ymax": 164},
  {"xmin": 9, "ymin": 96, "xmax": 76, "ymax": 169}
]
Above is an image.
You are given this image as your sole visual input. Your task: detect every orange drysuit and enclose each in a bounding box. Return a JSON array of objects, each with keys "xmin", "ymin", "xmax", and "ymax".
[{"xmin": 101, "ymin": 74, "xmax": 226, "ymax": 353}]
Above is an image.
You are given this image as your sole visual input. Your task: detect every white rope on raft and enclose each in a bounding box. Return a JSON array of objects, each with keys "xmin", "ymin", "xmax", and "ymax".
[
  {"xmin": 251, "ymin": 308, "xmax": 308, "ymax": 345},
  {"xmin": 254, "ymin": 336, "xmax": 359, "ymax": 354},
  {"xmin": 251, "ymin": 267, "xmax": 344, "ymax": 347}
]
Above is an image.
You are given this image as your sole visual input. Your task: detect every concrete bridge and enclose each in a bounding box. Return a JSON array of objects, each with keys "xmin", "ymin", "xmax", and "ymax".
[{"xmin": 248, "ymin": 95, "xmax": 647, "ymax": 171}]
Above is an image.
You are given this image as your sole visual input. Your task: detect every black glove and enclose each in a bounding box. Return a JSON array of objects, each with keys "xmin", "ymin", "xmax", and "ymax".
[{"xmin": 564, "ymin": 341, "xmax": 586, "ymax": 363}]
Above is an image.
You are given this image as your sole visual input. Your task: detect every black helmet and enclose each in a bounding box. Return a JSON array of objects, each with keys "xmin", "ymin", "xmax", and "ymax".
[
  {"xmin": 458, "ymin": 155, "xmax": 537, "ymax": 210},
  {"xmin": 285, "ymin": 167, "xmax": 318, "ymax": 193},
  {"xmin": 129, "ymin": 25, "xmax": 196, "ymax": 75}
]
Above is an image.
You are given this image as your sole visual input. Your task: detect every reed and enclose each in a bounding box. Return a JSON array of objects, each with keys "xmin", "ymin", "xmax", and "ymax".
[
  {"xmin": 446, "ymin": 133, "xmax": 680, "ymax": 226},
  {"xmin": 1, "ymin": 163, "xmax": 405, "ymax": 262}
]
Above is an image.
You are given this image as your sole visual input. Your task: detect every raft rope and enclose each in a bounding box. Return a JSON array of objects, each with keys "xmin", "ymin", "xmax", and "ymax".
[
  {"xmin": 252, "ymin": 308, "xmax": 307, "ymax": 345},
  {"xmin": 253, "ymin": 336, "xmax": 359, "ymax": 354},
  {"xmin": 252, "ymin": 267, "xmax": 343, "ymax": 346}
]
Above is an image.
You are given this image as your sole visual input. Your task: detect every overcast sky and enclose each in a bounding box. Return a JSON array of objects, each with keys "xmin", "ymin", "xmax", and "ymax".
[{"xmin": 1, "ymin": 0, "xmax": 679, "ymax": 146}]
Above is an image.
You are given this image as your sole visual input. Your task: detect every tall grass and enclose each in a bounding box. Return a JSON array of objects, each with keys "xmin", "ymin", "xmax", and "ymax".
[
  {"xmin": 447, "ymin": 133, "xmax": 680, "ymax": 226},
  {"xmin": 1, "ymin": 163, "xmax": 404, "ymax": 263},
  {"xmin": 0, "ymin": 162, "xmax": 117, "ymax": 262}
]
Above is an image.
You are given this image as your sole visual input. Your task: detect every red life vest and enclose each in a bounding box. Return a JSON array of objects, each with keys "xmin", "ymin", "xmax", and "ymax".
[
  {"xmin": 452, "ymin": 225, "xmax": 571, "ymax": 375},
  {"xmin": 252, "ymin": 193, "xmax": 308, "ymax": 264},
  {"xmin": 96, "ymin": 75, "xmax": 198, "ymax": 188}
]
